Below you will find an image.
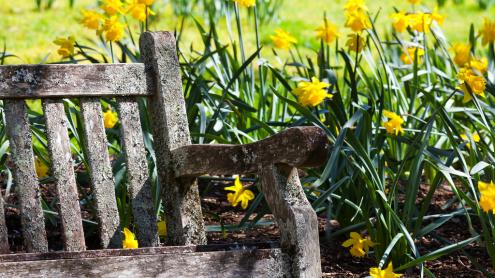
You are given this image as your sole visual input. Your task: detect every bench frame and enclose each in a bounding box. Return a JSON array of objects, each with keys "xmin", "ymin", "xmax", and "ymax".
[{"xmin": 0, "ymin": 31, "xmax": 327, "ymax": 277}]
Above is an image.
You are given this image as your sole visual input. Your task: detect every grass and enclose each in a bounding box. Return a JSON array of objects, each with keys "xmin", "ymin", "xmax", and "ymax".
[{"xmin": 1, "ymin": 0, "xmax": 494, "ymax": 63}]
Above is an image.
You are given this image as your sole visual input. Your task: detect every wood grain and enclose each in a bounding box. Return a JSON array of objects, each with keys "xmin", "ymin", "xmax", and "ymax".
[
  {"xmin": 0, "ymin": 64, "xmax": 148, "ymax": 99},
  {"xmin": 116, "ymin": 98, "xmax": 159, "ymax": 247},
  {"xmin": 80, "ymin": 98, "xmax": 121, "ymax": 248},
  {"xmin": 43, "ymin": 99, "xmax": 86, "ymax": 251},
  {"xmin": 0, "ymin": 192, "xmax": 8, "ymax": 254},
  {"xmin": 4, "ymin": 100, "xmax": 48, "ymax": 253}
]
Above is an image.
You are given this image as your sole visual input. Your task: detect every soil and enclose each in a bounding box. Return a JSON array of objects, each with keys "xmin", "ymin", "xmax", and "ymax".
[{"xmin": 1, "ymin": 177, "xmax": 494, "ymax": 277}]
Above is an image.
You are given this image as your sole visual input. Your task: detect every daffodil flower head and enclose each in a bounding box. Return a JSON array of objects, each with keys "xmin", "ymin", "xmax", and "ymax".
[
  {"xmin": 233, "ymin": 0, "xmax": 256, "ymax": 8},
  {"xmin": 460, "ymin": 132, "xmax": 480, "ymax": 149},
  {"xmin": 103, "ymin": 109, "xmax": 119, "ymax": 128},
  {"xmin": 315, "ymin": 20, "xmax": 340, "ymax": 45},
  {"xmin": 383, "ymin": 110, "xmax": 405, "ymax": 136},
  {"xmin": 345, "ymin": 10, "xmax": 371, "ymax": 32},
  {"xmin": 293, "ymin": 77, "xmax": 332, "ymax": 107},
  {"xmin": 127, "ymin": 0, "xmax": 156, "ymax": 22},
  {"xmin": 451, "ymin": 42, "xmax": 471, "ymax": 67},
  {"xmin": 35, "ymin": 157, "xmax": 49, "ymax": 178},
  {"xmin": 101, "ymin": 0, "xmax": 124, "ymax": 16},
  {"xmin": 157, "ymin": 220, "xmax": 167, "ymax": 237},
  {"xmin": 369, "ymin": 262, "xmax": 402, "ymax": 278},
  {"xmin": 53, "ymin": 36, "xmax": 75, "ymax": 58},
  {"xmin": 479, "ymin": 17, "xmax": 495, "ymax": 46},
  {"xmin": 345, "ymin": 33, "xmax": 366, "ymax": 53},
  {"xmin": 344, "ymin": 0, "xmax": 368, "ymax": 13},
  {"xmin": 400, "ymin": 46, "xmax": 424, "ymax": 65},
  {"xmin": 478, "ymin": 181, "xmax": 495, "ymax": 214},
  {"xmin": 80, "ymin": 9, "xmax": 104, "ymax": 30},
  {"xmin": 224, "ymin": 176, "xmax": 255, "ymax": 209},
  {"xmin": 270, "ymin": 29, "xmax": 297, "ymax": 50},
  {"xmin": 390, "ymin": 12, "xmax": 409, "ymax": 33},
  {"xmin": 342, "ymin": 232, "xmax": 375, "ymax": 257},
  {"xmin": 122, "ymin": 228, "xmax": 139, "ymax": 249},
  {"xmin": 101, "ymin": 16, "xmax": 125, "ymax": 42}
]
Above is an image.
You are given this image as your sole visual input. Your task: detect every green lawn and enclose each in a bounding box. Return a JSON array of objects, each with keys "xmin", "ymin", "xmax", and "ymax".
[{"xmin": 1, "ymin": 0, "xmax": 494, "ymax": 63}]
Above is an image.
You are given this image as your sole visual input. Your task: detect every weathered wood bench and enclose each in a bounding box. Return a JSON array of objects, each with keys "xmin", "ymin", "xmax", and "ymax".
[{"xmin": 0, "ymin": 32, "xmax": 329, "ymax": 277}]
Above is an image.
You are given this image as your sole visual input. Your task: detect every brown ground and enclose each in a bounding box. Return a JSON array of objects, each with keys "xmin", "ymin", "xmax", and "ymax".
[{"xmin": 1, "ymin": 179, "xmax": 494, "ymax": 277}]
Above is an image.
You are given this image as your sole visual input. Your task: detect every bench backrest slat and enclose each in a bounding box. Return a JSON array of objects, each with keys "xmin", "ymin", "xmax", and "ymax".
[
  {"xmin": 43, "ymin": 99, "xmax": 86, "ymax": 251},
  {"xmin": 0, "ymin": 64, "xmax": 149, "ymax": 99},
  {"xmin": 80, "ymin": 98, "xmax": 121, "ymax": 248},
  {"xmin": 4, "ymin": 99, "xmax": 49, "ymax": 253},
  {"xmin": 116, "ymin": 98, "xmax": 158, "ymax": 247}
]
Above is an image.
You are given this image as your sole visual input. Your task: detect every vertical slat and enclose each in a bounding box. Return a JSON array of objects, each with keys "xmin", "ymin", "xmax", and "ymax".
[
  {"xmin": 43, "ymin": 99, "xmax": 86, "ymax": 251},
  {"xmin": 117, "ymin": 98, "xmax": 159, "ymax": 247},
  {"xmin": 80, "ymin": 98, "xmax": 121, "ymax": 248},
  {"xmin": 140, "ymin": 31, "xmax": 206, "ymax": 245},
  {"xmin": 4, "ymin": 100, "xmax": 48, "ymax": 253},
  {"xmin": 259, "ymin": 164, "xmax": 322, "ymax": 277},
  {"xmin": 0, "ymin": 192, "xmax": 9, "ymax": 253}
]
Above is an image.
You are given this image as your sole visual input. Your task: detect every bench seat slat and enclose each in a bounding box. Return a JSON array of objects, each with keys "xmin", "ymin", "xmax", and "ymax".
[
  {"xmin": 4, "ymin": 100, "xmax": 48, "ymax": 253},
  {"xmin": 0, "ymin": 64, "xmax": 148, "ymax": 99},
  {"xmin": 43, "ymin": 99, "xmax": 86, "ymax": 251},
  {"xmin": 0, "ymin": 248, "xmax": 290, "ymax": 277},
  {"xmin": 116, "ymin": 98, "xmax": 158, "ymax": 247},
  {"xmin": 80, "ymin": 98, "xmax": 121, "ymax": 248},
  {"xmin": 0, "ymin": 192, "xmax": 8, "ymax": 253}
]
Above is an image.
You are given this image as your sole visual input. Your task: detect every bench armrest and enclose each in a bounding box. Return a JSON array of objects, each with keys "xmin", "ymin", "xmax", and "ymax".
[{"xmin": 171, "ymin": 126, "xmax": 329, "ymax": 178}]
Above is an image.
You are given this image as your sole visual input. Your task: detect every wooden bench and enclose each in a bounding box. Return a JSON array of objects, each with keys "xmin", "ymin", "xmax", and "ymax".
[{"xmin": 0, "ymin": 32, "xmax": 329, "ymax": 277}]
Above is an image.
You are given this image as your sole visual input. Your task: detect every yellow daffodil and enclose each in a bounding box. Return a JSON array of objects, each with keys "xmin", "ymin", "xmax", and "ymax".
[
  {"xmin": 157, "ymin": 220, "xmax": 167, "ymax": 237},
  {"xmin": 345, "ymin": 33, "xmax": 366, "ymax": 53},
  {"xmin": 80, "ymin": 10, "xmax": 104, "ymax": 30},
  {"xmin": 370, "ymin": 262, "xmax": 402, "ymax": 278},
  {"xmin": 457, "ymin": 69, "xmax": 485, "ymax": 103},
  {"xmin": 430, "ymin": 7, "xmax": 445, "ymax": 26},
  {"xmin": 383, "ymin": 110, "xmax": 405, "ymax": 136},
  {"xmin": 342, "ymin": 232, "xmax": 375, "ymax": 258},
  {"xmin": 122, "ymin": 228, "xmax": 138, "ymax": 249},
  {"xmin": 234, "ymin": 0, "xmax": 255, "ymax": 8},
  {"xmin": 224, "ymin": 176, "xmax": 255, "ymax": 209},
  {"xmin": 35, "ymin": 157, "xmax": 49, "ymax": 178},
  {"xmin": 479, "ymin": 17, "xmax": 495, "ymax": 46},
  {"xmin": 103, "ymin": 109, "xmax": 119, "ymax": 128},
  {"xmin": 469, "ymin": 57, "xmax": 488, "ymax": 74},
  {"xmin": 451, "ymin": 42, "xmax": 471, "ymax": 67},
  {"xmin": 478, "ymin": 181, "xmax": 495, "ymax": 214},
  {"xmin": 408, "ymin": 13, "xmax": 432, "ymax": 33},
  {"xmin": 138, "ymin": 0, "xmax": 155, "ymax": 5},
  {"xmin": 53, "ymin": 36, "xmax": 75, "ymax": 58},
  {"xmin": 293, "ymin": 77, "xmax": 333, "ymax": 107},
  {"xmin": 344, "ymin": 0, "xmax": 368, "ymax": 13},
  {"xmin": 101, "ymin": 16, "xmax": 125, "ymax": 42},
  {"xmin": 460, "ymin": 132, "xmax": 480, "ymax": 149},
  {"xmin": 391, "ymin": 12, "xmax": 409, "ymax": 33},
  {"xmin": 400, "ymin": 47, "xmax": 424, "ymax": 65},
  {"xmin": 315, "ymin": 21, "xmax": 340, "ymax": 45},
  {"xmin": 407, "ymin": 0, "xmax": 421, "ymax": 4},
  {"xmin": 127, "ymin": 1, "xmax": 156, "ymax": 22},
  {"xmin": 345, "ymin": 11, "xmax": 371, "ymax": 32},
  {"xmin": 101, "ymin": 0, "xmax": 124, "ymax": 16},
  {"xmin": 270, "ymin": 29, "xmax": 297, "ymax": 50}
]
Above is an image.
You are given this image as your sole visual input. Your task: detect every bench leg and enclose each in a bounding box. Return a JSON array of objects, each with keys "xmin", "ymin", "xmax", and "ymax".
[{"xmin": 259, "ymin": 164, "xmax": 322, "ymax": 278}]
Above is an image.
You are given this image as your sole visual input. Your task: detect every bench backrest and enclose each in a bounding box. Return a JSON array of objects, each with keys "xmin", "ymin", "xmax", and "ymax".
[{"xmin": 0, "ymin": 32, "xmax": 206, "ymax": 253}]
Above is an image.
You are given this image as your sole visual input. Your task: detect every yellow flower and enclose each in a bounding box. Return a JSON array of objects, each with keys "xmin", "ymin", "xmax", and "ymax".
[
  {"xmin": 469, "ymin": 57, "xmax": 488, "ymax": 74},
  {"xmin": 122, "ymin": 228, "xmax": 138, "ymax": 249},
  {"xmin": 383, "ymin": 110, "xmax": 405, "ymax": 136},
  {"xmin": 430, "ymin": 7, "xmax": 445, "ymax": 25},
  {"xmin": 391, "ymin": 12, "xmax": 409, "ymax": 33},
  {"xmin": 400, "ymin": 47, "xmax": 424, "ymax": 65},
  {"xmin": 451, "ymin": 42, "xmax": 471, "ymax": 67},
  {"xmin": 407, "ymin": 0, "xmax": 421, "ymax": 4},
  {"xmin": 293, "ymin": 77, "xmax": 333, "ymax": 107},
  {"xmin": 344, "ymin": 0, "xmax": 368, "ymax": 13},
  {"xmin": 224, "ymin": 176, "xmax": 255, "ymax": 209},
  {"xmin": 234, "ymin": 0, "xmax": 256, "ymax": 8},
  {"xmin": 345, "ymin": 11, "xmax": 371, "ymax": 32},
  {"xmin": 127, "ymin": 1, "xmax": 156, "ymax": 22},
  {"xmin": 408, "ymin": 13, "xmax": 432, "ymax": 33},
  {"xmin": 479, "ymin": 17, "xmax": 495, "ymax": 46},
  {"xmin": 101, "ymin": 16, "xmax": 125, "ymax": 42},
  {"xmin": 157, "ymin": 220, "xmax": 167, "ymax": 237},
  {"xmin": 101, "ymin": 0, "xmax": 124, "ymax": 16},
  {"xmin": 80, "ymin": 10, "xmax": 104, "ymax": 30},
  {"xmin": 138, "ymin": 0, "xmax": 154, "ymax": 5},
  {"xmin": 345, "ymin": 33, "xmax": 366, "ymax": 53},
  {"xmin": 103, "ymin": 109, "xmax": 119, "ymax": 128},
  {"xmin": 342, "ymin": 232, "xmax": 375, "ymax": 258},
  {"xmin": 53, "ymin": 36, "xmax": 75, "ymax": 58},
  {"xmin": 315, "ymin": 21, "xmax": 340, "ymax": 44},
  {"xmin": 460, "ymin": 132, "xmax": 480, "ymax": 149},
  {"xmin": 270, "ymin": 29, "xmax": 297, "ymax": 50},
  {"xmin": 478, "ymin": 181, "xmax": 495, "ymax": 214},
  {"xmin": 35, "ymin": 157, "xmax": 49, "ymax": 178},
  {"xmin": 370, "ymin": 262, "xmax": 402, "ymax": 278},
  {"xmin": 459, "ymin": 74, "xmax": 486, "ymax": 103}
]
